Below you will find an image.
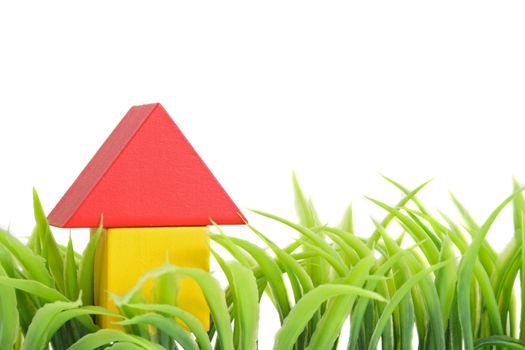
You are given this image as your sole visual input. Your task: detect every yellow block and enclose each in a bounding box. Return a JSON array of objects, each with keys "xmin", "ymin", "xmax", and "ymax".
[{"xmin": 93, "ymin": 227, "xmax": 210, "ymax": 330}]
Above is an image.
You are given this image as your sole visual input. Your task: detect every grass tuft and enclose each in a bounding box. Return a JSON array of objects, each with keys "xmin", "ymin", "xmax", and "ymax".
[{"xmin": 1, "ymin": 178, "xmax": 525, "ymax": 349}]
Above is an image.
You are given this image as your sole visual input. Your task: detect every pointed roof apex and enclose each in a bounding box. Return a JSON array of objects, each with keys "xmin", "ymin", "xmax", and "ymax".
[{"xmin": 48, "ymin": 103, "xmax": 245, "ymax": 228}]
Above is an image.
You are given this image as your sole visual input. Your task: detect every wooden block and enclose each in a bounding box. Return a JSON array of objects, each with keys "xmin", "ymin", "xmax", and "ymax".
[
  {"xmin": 48, "ymin": 103, "xmax": 245, "ymax": 228},
  {"xmin": 94, "ymin": 226, "xmax": 210, "ymax": 330}
]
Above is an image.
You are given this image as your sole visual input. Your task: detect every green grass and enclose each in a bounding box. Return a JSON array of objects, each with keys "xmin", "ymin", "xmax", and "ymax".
[{"xmin": 2, "ymin": 177, "xmax": 525, "ymax": 349}]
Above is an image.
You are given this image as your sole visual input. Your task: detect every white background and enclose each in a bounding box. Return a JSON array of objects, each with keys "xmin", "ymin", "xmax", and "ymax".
[{"xmin": 1, "ymin": 1, "xmax": 525, "ymax": 348}]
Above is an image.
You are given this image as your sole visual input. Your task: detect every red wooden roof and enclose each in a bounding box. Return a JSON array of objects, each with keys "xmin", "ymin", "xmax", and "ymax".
[{"xmin": 48, "ymin": 103, "xmax": 245, "ymax": 228}]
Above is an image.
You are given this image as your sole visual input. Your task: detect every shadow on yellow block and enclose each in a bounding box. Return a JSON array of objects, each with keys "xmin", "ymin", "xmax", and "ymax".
[{"xmin": 93, "ymin": 227, "xmax": 210, "ymax": 330}]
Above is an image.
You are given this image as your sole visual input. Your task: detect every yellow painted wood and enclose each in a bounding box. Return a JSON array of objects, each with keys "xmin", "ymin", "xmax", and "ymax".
[{"xmin": 94, "ymin": 226, "xmax": 210, "ymax": 330}]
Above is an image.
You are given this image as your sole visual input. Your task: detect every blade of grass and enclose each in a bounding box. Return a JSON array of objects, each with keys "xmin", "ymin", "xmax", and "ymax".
[
  {"xmin": 373, "ymin": 178, "xmax": 433, "ymax": 236},
  {"xmin": 0, "ymin": 228, "xmax": 53, "ymax": 286},
  {"xmin": 119, "ymin": 265, "xmax": 234, "ymax": 350},
  {"xmin": 211, "ymin": 223, "xmax": 254, "ymax": 267},
  {"xmin": 0, "ymin": 245, "xmax": 17, "ymax": 277},
  {"xmin": 21, "ymin": 300, "xmax": 79, "ymax": 350},
  {"xmin": 378, "ymin": 218, "xmax": 446, "ymax": 348},
  {"xmin": 149, "ymin": 266, "xmax": 177, "ymax": 349},
  {"xmin": 366, "ymin": 198, "xmax": 440, "ymax": 264},
  {"xmin": 215, "ymin": 235, "xmax": 292, "ymax": 322},
  {"xmin": 299, "ymin": 238, "xmax": 348, "ymax": 276},
  {"xmin": 292, "ymin": 172, "xmax": 318, "ymax": 228},
  {"xmin": 449, "ymin": 193, "xmax": 480, "ymax": 234},
  {"xmin": 319, "ymin": 227, "xmax": 370, "ymax": 258},
  {"xmin": 126, "ymin": 303, "xmax": 213, "ymax": 350},
  {"xmin": 348, "ymin": 249, "xmax": 410, "ymax": 350},
  {"xmin": 68, "ymin": 329, "xmax": 164, "ymax": 350},
  {"xmin": 474, "ymin": 335, "xmax": 525, "ymax": 349},
  {"xmin": 513, "ymin": 178, "xmax": 525, "ymax": 340},
  {"xmin": 246, "ymin": 223, "xmax": 314, "ymax": 349},
  {"xmin": 457, "ymin": 189, "xmax": 524, "ymax": 349},
  {"xmin": 14, "ymin": 286, "xmax": 39, "ymax": 334},
  {"xmin": 374, "ymin": 220, "xmax": 416, "ymax": 350},
  {"xmin": 119, "ymin": 314, "xmax": 199, "ymax": 350},
  {"xmin": 0, "ymin": 263, "xmax": 19, "ymax": 349},
  {"xmin": 434, "ymin": 235, "xmax": 457, "ymax": 327},
  {"xmin": 450, "ymin": 192, "xmax": 497, "ymax": 274},
  {"xmin": 320, "ymin": 229, "xmax": 361, "ymax": 266},
  {"xmin": 251, "ymin": 209, "xmax": 348, "ymax": 278},
  {"xmin": 78, "ymin": 223, "xmax": 102, "ymax": 306},
  {"xmin": 293, "ymin": 173, "xmax": 329, "ymax": 289},
  {"xmin": 411, "ymin": 208, "xmax": 505, "ymax": 337},
  {"xmin": 106, "ymin": 342, "xmax": 144, "ymax": 350},
  {"xmin": 274, "ymin": 284, "xmax": 385, "ymax": 350},
  {"xmin": 406, "ymin": 211, "xmax": 442, "ymax": 248},
  {"xmin": 43, "ymin": 305, "xmax": 120, "ymax": 349},
  {"xmin": 227, "ymin": 260, "xmax": 259, "ymax": 350},
  {"xmin": 392, "ymin": 206, "xmax": 501, "ymax": 343},
  {"xmin": 247, "ymin": 223, "xmax": 313, "ymax": 301},
  {"xmin": 112, "ymin": 289, "xmax": 149, "ymax": 338},
  {"xmin": 493, "ymin": 236, "xmax": 520, "ymax": 333},
  {"xmin": 339, "ymin": 204, "xmax": 354, "ymax": 233},
  {"xmin": 521, "ymin": 210, "xmax": 525, "ymax": 341},
  {"xmin": 64, "ymin": 234, "xmax": 79, "ymax": 300},
  {"xmin": 306, "ymin": 254, "xmax": 376, "ymax": 350},
  {"xmin": 33, "ymin": 188, "xmax": 65, "ymax": 293},
  {"xmin": 211, "ymin": 250, "xmax": 241, "ymax": 347},
  {"xmin": 368, "ymin": 262, "xmax": 448, "ymax": 350},
  {"xmin": 0, "ymin": 276, "xmax": 69, "ymax": 302}
]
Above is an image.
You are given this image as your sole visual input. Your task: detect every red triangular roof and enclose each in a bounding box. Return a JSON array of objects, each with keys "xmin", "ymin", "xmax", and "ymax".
[{"xmin": 48, "ymin": 103, "xmax": 245, "ymax": 228}]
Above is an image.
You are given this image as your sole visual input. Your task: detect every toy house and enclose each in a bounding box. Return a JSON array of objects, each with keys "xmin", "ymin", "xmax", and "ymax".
[{"xmin": 47, "ymin": 103, "xmax": 245, "ymax": 329}]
